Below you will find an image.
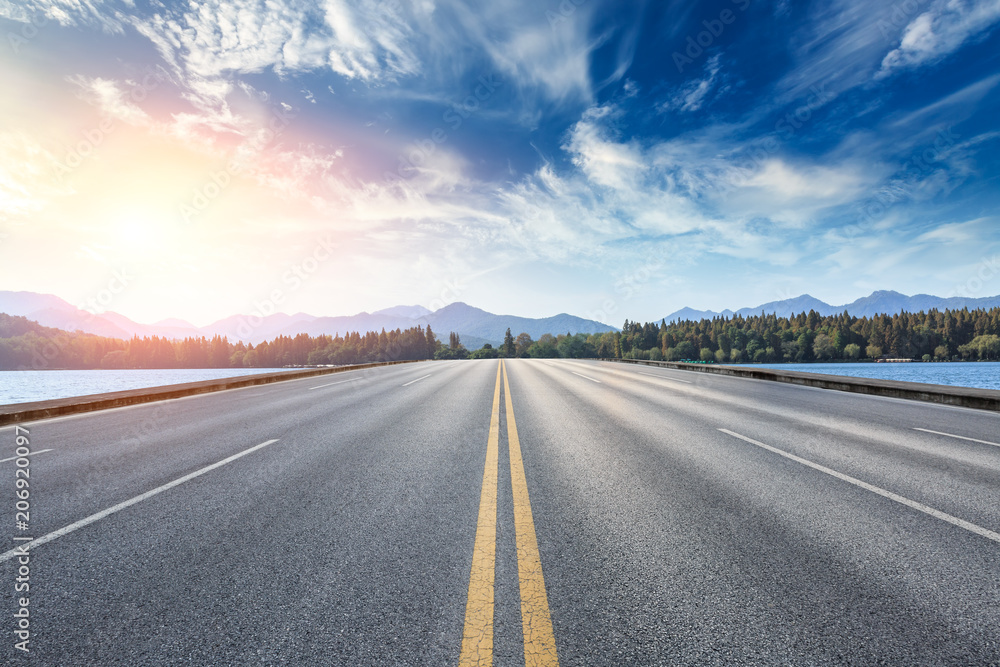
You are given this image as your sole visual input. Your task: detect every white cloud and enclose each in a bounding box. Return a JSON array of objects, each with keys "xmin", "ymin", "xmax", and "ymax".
[
  {"xmin": 443, "ymin": 0, "xmax": 605, "ymax": 110},
  {"xmin": 740, "ymin": 160, "xmax": 863, "ymax": 202},
  {"xmin": 878, "ymin": 0, "xmax": 1000, "ymax": 78},
  {"xmin": 8, "ymin": 0, "xmax": 617, "ymax": 132},
  {"xmin": 563, "ymin": 106, "xmax": 644, "ymax": 191},
  {"xmin": 658, "ymin": 54, "xmax": 723, "ymax": 114},
  {"xmin": 0, "ymin": 131, "xmax": 74, "ymax": 221},
  {"xmin": 66, "ymin": 75, "xmax": 150, "ymax": 125},
  {"xmin": 915, "ymin": 217, "xmax": 989, "ymax": 244},
  {"xmin": 0, "ymin": 0, "xmax": 124, "ymax": 33},
  {"xmin": 888, "ymin": 73, "xmax": 1000, "ymax": 134},
  {"xmin": 772, "ymin": 0, "xmax": 1000, "ymax": 110},
  {"xmin": 775, "ymin": 0, "xmax": 892, "ymax": 105}
]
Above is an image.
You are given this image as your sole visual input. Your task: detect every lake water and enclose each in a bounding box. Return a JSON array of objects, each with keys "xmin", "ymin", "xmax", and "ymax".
[
  {"xmin": 729, "ymin": 361, "xmax": 1000, "ymax": 391},
  {"xmin": 0, "ymin": 368, "xmax": 296, "ymax": 405}
]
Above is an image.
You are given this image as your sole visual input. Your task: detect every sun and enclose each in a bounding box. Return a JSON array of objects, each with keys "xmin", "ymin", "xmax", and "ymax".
[{"xmin": 111, "ymin": 208, "xmax": 169, "ymax": 251}]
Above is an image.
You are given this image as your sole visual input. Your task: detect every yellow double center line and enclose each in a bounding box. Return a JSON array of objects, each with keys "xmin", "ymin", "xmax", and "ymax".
[{"xmin": 459, "ymin": 360, "xmax": 559, "ymax": 667}]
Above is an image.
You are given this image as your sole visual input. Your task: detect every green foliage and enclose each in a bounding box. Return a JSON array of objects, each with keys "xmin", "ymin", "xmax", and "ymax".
[
  {"xmin": 438, "ymin": 331, "xmax": 469, "ymax": 359},
  {"xmin": 639, "ymin": 306, "xmax": 1000, "ymax": 364},
  {"xmin": 502, "ymin": 328, "xmax": 516, "ymax": 358},
  {"xmin": 469, "ymin": 344, "xmax": 500, "ymax": 359},
  {"xmin": 5, "ymin": 305, "xmax": 999, "ymax": 370},
  {"xmin": 958, "ymin": 334, "xmax": 1000, "ymax": 360},
  {"xmin": 0, "ymin": 313, "xmax": 449, "ymax": 370},
  {"xmin": 514, "ymin": 333, "xmax": 533, "ymax": 358}
]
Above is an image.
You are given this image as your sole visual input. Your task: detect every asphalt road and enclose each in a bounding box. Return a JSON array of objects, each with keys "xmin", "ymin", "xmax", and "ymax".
[{"xmin": 2, "ymin": 359, "xmax": 999, "ymax": 665}]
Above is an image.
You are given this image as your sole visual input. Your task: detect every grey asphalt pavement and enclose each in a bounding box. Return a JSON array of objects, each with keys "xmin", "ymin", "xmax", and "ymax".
[{"xmin": 2, "ymin": 358, "xmax": 998, "ymax": 665}]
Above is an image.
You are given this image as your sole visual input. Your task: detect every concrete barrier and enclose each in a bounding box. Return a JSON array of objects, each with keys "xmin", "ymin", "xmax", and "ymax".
[
  {"xmin": 0, "ymin": 360, "xmax": 424, "ymax": 427},
  {"xmin": 603, "ymin": 358, "xmax": 1000, "ymax": 412}
]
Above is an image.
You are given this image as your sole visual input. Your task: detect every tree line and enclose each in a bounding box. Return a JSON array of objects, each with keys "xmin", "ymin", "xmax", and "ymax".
[
  {"xmin": 0, "ymin": 314, "xmax": 441, "ymax": 370},
  {"xmin": 2, "ymin": 306, "xmax": 999, "ymax": 370},
  {"xmin": 617, "ymin": 307, "xmax": 1000, "ymax": 362}
]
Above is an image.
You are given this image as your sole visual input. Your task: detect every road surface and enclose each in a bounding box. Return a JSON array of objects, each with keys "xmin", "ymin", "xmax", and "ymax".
[{"xmin": 2, "ymin": 359, "xmax": 998, "ymax": 665}]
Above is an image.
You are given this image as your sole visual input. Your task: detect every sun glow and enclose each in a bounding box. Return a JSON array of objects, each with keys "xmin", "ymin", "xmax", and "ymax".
[{"xmin": 111, "ymin": 206, "xmax": 172, "ymax": 252}]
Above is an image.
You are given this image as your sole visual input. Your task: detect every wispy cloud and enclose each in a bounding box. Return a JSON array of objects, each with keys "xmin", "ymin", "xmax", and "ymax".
[
  {"xmin": 877, "ymin": 0, "xmax": 1000, "ymax": 78},
  {"xmin": 0, "ymin": 0, "xmax": 125, "ymax": 33},
  {"xmin": 0, "ymin": 131, "xmax": 72, "ymax": 220},
  {"xmin": 3, "ymin": 0, "xmax": 999, "ymax": 322},
  {"xmin": 66, "ymin": 75, "xmax": 151, "ymax": 125},
  {"xmin": 658, "ymin": 54, "xmax": 723, "ymax": 114}
]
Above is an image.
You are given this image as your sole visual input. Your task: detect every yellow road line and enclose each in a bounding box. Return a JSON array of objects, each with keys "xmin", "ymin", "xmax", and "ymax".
[
  {"xmin": 459, "ymin": 360, "xmax": 502, "ymax": 666},
  {"xmin": 503, "ymin": 360, "xmax": 559, "ymax": 667}
]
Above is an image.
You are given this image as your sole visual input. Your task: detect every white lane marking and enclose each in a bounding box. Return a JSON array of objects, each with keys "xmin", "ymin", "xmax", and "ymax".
[
  {"xmin": 913, "ymin": 427, "xmax": 1000, "ymax": 449},
  {"xmin": 718, "ymin": 429, "xmax": 1000, "ymax": 545},
  {"xmin": 638, "ymin": 372, "xmax": 692, "ymax": 384},
  {"xmin": 571, "ymin": 371, "xmax": 601, "ymax": 384},
  {"xmin": 402, "ymin": 374, "xmax": 432, "ymax": 387},
  {"xmin": 0, "ymin": 448, "xmax": 53, "ymax": 464},
  {"xmin": 0, "ymin": 439, "xmax": 280, "ymax": 563},
  {"xmin": 308, "ymin": 379, "xmax": 358, "ymax": 390}
]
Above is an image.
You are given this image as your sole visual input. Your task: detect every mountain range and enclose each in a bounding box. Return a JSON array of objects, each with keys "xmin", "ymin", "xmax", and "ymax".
[
  {"xmin": 3, "ymin": 289, "xmax": 998, "ymax": 347},
  {"xmin": 662, "ymin": 290, "xmax": 1000, "ymax": 322},
  {"xmin": 0, "ymin": 291, "xmax": 615, "ymax": 346}
]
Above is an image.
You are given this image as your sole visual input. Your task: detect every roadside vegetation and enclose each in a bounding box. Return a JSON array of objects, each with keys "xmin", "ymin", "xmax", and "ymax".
[
  {"xmin": 1, "ymin": 307, "xmax": 999, "ymax": 370},
  {"xmin": 614, "ymin": 308, "xmax": 1000, "ymax": 363}
]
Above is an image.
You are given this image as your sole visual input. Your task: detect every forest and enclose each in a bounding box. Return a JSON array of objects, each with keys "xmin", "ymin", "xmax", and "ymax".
[
  {"xmin": 1, "ymin": 306, "xmax": 999, "ymax": 371},
  {"xmin": 617, "ymin": 307, "xmax": 1000, "ymax": 363}
]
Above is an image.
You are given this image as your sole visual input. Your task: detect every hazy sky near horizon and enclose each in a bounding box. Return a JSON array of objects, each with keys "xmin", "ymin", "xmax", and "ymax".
[{"xmin": 1, "ymin": 0, "xmax": 999, "ymax": 327}]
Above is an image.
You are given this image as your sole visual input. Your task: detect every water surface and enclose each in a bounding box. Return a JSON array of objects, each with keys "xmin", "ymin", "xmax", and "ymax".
[
  {"xmin": 729, "ymin": 361, "xmax": 1000, "ymax": 391},
  {"xmin": 0, "ymin": 368, "xmax": 296, "ymax": 405}
]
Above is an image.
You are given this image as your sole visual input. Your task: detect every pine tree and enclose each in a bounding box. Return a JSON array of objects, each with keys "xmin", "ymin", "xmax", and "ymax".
[
  {"xmin": 503, "ymin": 328, "xmax": 515, "ymax": 358},
  {"xmin": 425, "ymin": 325, "xmax": 438, "ymax": 358}
]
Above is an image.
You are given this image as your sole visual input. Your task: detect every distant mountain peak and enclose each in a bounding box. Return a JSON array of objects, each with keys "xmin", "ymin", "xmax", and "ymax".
[
  {"xmin": 662, "ymin": 290, "xmax": 1000, "ymax": 323},
  {"xmin": 436, "ymin": 301, "xmax": 486, "ymax": 314},
  {"xmin": 0, "ymin": 291, "xmax": 614, "ymax": 346}
]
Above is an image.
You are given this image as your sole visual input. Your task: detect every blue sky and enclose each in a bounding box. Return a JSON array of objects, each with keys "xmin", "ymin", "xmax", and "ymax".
[{"xmin": 1, "ymin": 0, "xmax": 999, "ymax": 326}]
